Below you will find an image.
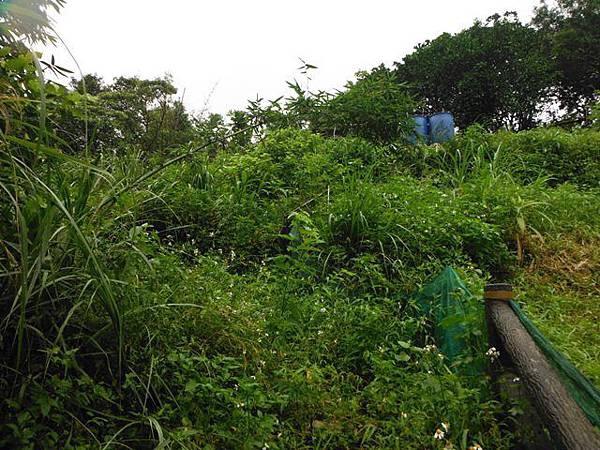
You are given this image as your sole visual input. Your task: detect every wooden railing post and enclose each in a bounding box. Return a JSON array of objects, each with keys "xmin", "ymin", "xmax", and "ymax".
[{"xmin": 485, "ymin": 283, "xmax": 600, "ymax": 450}]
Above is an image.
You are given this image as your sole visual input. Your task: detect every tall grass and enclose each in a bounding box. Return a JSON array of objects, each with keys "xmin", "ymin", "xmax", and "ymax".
[
  {"xmin": 1, "ymin": 141, "xmax": 124, "ymax": 376},
  {"xmin": 0, "ymin": 51, "xmax": 259, "ymax": 388}
]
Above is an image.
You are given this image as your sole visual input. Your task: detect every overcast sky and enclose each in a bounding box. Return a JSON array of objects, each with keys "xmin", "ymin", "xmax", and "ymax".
[{"xmin": 42, "ymin": 0, "xmax": 541, "ymax": 116}]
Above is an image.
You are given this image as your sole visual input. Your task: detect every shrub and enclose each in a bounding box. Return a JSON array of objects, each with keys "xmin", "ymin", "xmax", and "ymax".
[{"xmin": 312, "ymin": 69, "xmax": 417, "ymax": 143}]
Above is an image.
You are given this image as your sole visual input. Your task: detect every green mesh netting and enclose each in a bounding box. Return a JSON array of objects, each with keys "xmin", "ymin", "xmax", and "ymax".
[
  {"xmin": 413, "ymin": 267, "xmax": 482, "ymax": 369},
  {"xmin": 509, "ymin": 300, "xmax": 600, "ymax": 427},
  {"xmin": 415, "ymin": 266, "xmax": 600, "ymax": 427}
]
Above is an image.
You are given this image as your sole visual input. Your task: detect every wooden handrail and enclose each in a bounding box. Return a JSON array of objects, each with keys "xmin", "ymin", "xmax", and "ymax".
[{"xmin": 485, "ymin": 283, "xmax": 600, "ymax": 450}]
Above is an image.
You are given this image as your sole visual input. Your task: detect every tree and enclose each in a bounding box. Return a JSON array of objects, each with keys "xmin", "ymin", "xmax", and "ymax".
[
  {"xmin": 244, "ymin": 65, "xmax": 415, "ymax": 144},
  {"xmin": 311, "ymin": 68, "xmax": 416, "ymax": 143},
  {"xmin": 56, "ymin": 74, "xmax": 194, "ymax": 154},
  {"xmin": 0, "ymin": 0, "xmax": 65, "ymax": 44},
  {"xmin": 532, "ymin": 0, "xmax": 600, "ymax": 120},
  {"xmin": 394, "ymin": 13, "xmax": 555, "ymax": 131}
]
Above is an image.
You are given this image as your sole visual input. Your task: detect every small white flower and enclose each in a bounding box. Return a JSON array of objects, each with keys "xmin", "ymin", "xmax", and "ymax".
[
  {"xmin": 262, "ymin": 444, "xmax": 269, "ymax": 450},
  {"xmin": 486, "ymin": 347, "xmax": 500, "ymax": 360},
  {"xmin": 319, "ymin": 307, "xmax": 326, "ymax": 313},
  {"xmin": 400, "ymin": 412, "xmax": 408, "ymax": 419},
  {"xmin": 434, "ymin": 428, "xmax": 445, "ymax": 440},
  {"xmin": 441, "ymin": 422, "xmax": 449, "ymax": 432},
  {"xmin": 468, "ymin": 444, "xmax": 483, "ymax": 450},
  {"xmin": 512, "ymin": 377, "xmax": 520, "ymax": 383}
]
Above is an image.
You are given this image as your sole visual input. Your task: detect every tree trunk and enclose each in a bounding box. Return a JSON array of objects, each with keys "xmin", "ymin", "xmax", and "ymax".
[{"xmin": 485, "ymin": 284, "xmax": 600, "ymax": 450}]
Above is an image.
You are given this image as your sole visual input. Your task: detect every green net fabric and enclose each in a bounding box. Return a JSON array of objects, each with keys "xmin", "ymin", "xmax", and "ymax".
[
  {"xmin": 415, "ymin": 267, "xmax": 600, "ymax": 426},
  {"xmin": 413, "ymin": 267, "xmax": 483, "ymax": 372},
  {"xmin": 509, "ymin": 300, "xmax": 600, "ymax": 427}
]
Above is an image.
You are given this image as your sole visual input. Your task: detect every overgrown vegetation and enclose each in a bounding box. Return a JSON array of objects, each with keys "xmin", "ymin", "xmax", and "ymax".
[{"xmin": 1, "ymin": 0, "xmax": 599, "ymax": 448}]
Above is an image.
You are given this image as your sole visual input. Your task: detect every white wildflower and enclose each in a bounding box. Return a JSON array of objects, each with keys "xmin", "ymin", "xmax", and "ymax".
[
  {"xmin": 486, "ymin": 347, "xmax": 500, "ymax": 361},
  {"xmin": 434, "ymin": 428, "xmax": 445, "ymax": 440}
]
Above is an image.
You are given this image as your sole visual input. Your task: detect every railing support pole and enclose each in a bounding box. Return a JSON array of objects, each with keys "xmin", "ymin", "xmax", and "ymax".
[{"xmin": 485, "ymin": 283, "xmax": 600, "ymax": 450}]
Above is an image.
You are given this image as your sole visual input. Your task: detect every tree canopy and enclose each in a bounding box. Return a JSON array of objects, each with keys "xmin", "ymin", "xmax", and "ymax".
[
  {"xmin": 394, "ymin": 12, "xmax": 555, "ymax": 131},
  {"xmin": 533, "ymin": 0, "xmax": 600, "ymax": 119}
]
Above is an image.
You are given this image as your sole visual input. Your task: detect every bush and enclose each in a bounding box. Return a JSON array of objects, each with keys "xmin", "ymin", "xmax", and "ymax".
[
  {"xmin": 430, "ymin": 126, "xmax": 600, "ymax": 188},
  {"xmin": 312, "ymin": 69, "xmax": 417, "ymax": 144}
]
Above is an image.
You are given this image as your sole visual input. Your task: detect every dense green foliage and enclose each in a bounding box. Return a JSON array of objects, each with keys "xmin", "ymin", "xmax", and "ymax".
[
  {"xmin": 1, "ymin": 1, "xmax": 600, "ymax": 449},
  {"xmin": 395, "ymin": 13, "xmax": 554, "ymax": 130},
  {"xmin": 3, "ymin": 61, "xmax": 600, "ymax": 447},
  {"xmin": 62, "ymin": 74, "xmax": 194, "ymax": 154},
  {"xmin": 532, "ymin": 0, "xmax": 600, "ymax": 118},
  {"xmin": 244, "ymin": 66, "xmax": 416, "ymax": 145},
  {"xmin": 394, "ymin": 1, "xmax": 600, "ymax": 128}
]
